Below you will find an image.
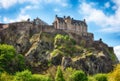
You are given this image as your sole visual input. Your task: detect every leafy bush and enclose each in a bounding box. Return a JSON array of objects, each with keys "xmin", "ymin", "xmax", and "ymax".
[
  {"xmin": 88, "ymin": 76, "xmax": 97, "ymax": 81},
  {"xmin": 70, "ymin": 70, "xmax": 88, "ymax": 81},
  {"xmin": 0, "ymin": 72, "xmax": 14, "ymax": 81},
  {"xmin": 94, "ymin": 73, "xmax": 108, "ymax": 81},
  {"xmin": 14, "ymin": 54, "xmax": 26, "ymax": 71},
  {"xmin": 54, "ymin": 34, "xmax": 75, "ymax": 49},
  {"xmin": 0, "ymin": 44, "xmax": 26, "ymax": 74},
  {"xmin": 14, "ymin": 70, "xmax": 52, "ymax": 81},
  {"xmin": 32, "ymin": 74, "xmax": 52, "ymax": 81},
  {"xmin": 55, "ymin": 66, "xmax": 65, "ymax": 81},
  {"xmin": 108, "ymin": 64, "xmax": 120, "ymax": 81},
  {"xmin": 63, "ymin": 67, "xmax": 76, "ymax": 81},
  {"xmin": 0, "ymin": 44, "xmax": 15, "ymax": 73},
  {"xmin": 14, "ymin": 70, "xmax": 32, "ymax": 81}
]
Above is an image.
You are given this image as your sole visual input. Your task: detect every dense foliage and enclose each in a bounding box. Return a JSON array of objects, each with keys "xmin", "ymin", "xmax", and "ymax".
[
  {"xmin": 14, "ymin": 70, "xmax": 52, "ymax": 81},
  {"xmin": 70, "ymin": 70, "xmax": 88, "ymax": 81},
  {"xmin": 94, "ymin": 74, "xmax": 108, "ymax": 81},
  {"xmin": 51, "ymin": 34, "xmax": 83, "ymax": 57},
  {"xmin": 55, "ymin": 66, "xmax": 65, "ymax": 81},
  {"xmin": 0, "ymin": 38, "xmax": 119, "ymax": 81},
  {"xmin": 0, "ymin": 70, "xmax": 52, "ymax": 81},
  {"xmin": 108, "ymin": 64, "xmax": 120, "ymax": 81},
  {"xmin": 0, "ymin": 44, "xmax": 26, "ymax": 74}
]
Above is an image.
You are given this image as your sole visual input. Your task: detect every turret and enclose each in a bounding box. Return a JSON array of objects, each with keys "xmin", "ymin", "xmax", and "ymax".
[
  {"xmin": 55, "ymin": 15, "xmax": 58, "ymax": 18},
  {"xmin": 84, "ymin": 19, "xmax": 86, "ymax": 23}
]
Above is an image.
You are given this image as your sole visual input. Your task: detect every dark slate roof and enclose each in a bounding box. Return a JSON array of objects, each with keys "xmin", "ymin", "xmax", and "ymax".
[
  {"xmin": 56, "ymin": 17, "xmax": 87, "ymax": 26},
  {"xmin": 57, "ymin": 17, "xmax": 65, "ymax": 23}
]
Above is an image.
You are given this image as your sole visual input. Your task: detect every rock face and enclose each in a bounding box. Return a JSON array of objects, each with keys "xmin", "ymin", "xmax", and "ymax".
[{"xmin": 0, "ymin": 19, "xmax": 119, "ymax": 74}]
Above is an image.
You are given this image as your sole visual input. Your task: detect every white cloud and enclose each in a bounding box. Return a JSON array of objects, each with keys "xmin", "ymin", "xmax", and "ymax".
[
  {"xmin": 79, "ymin": 1, "xmax": 120, "ymax": 33},
  {"xmin": 0, "ymin": 0, "xmax": 69, "ymax": 9},
  {"xmin": 112, "ymin": 0, "xmax": 120, "ymax": 6},
  {"xmin": 21, "ymin": 5, "xmax": 38, "ymax": 14},
  {"xmin": 43, "ymin": 0, "xmax": 68, "ymax": 7},
  {"xmin": 3, "ymin": 5, "xmax": 31, "ymax": 23},
  {"xmin": 104, "ymin": 2, "xmax": 110, "ymax": 8},
  {"xmin": 0, "ymin": 0, "xmax": 17, "ymax": 9},
  {"xmin": 114, "ymin": 45, "xmax": 120, "ymax": 61},
  {"xmin": 3, "ymin": 14, "xmax": 30, "ymax": 23}
]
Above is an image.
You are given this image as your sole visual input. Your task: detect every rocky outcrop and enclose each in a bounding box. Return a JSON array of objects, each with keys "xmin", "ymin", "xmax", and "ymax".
[
  {"xmin": 72, "ymin": 54, "xmax": 114, "ymax": 75},
  {"xmin": 0, "ymin": 20, "xmax": 119, "ymax": 74}
]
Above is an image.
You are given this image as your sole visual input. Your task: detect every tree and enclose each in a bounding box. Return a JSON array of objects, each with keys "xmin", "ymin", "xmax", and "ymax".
[
  {"xmin": 70, "ymin": 70, "xmax": 88, "ymax": 81},
  {"xmin": 0, "ymin": 72, "xmax": 14, "ymax": 81},
  {"xmin": 0, "ymin": 44, "xmax": 15, "ymax": 73},
  {"xmin": 94, "ymin": 74, "xmax": 108, "ymax": 81},
  {"xmin": 63, "ymin": 68, "xmax": 76, "ymax": 81},
  {"xmin": 0, "ymin": 44, "xmax": 26, "ymax": 74},
  {"xmin": 55, "ymin": 66, "xmax": 65, "ymax": 81},
  {"xmin": 108, "ymin": 64, "xmax": 120, "ymax": 81},
  {"xmin": 14, "ymin": 70, "xmax": 52, "ymax": 81}
]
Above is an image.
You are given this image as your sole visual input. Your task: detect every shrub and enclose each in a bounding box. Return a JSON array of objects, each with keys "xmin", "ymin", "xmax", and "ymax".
[
  {"xmin": 108, "ymin": 64, "xmax": 120, "ymax": 81},
  {"xmin": 0, "ymin": 72, "xmax": 14, "ymax": 81},
  {"xmin": 70, "ymin": 70, "xmax": 88, "ymax": 81},
  {"xmin": 14, "ymin": 70, "xmax": 52, "ymax": 81},
  {"xmin": 54, "ymin": 34, "xmax": 75, "ymax": 49},
  {"xmin": 0, "ymin": 44, "xmax": 15, "ymax": 73},
  {"xmin": 14, "ymin": 54, "xmax": 26, "ymax": 71},
  {"xmin": 63, "ymin": 67, "xmax": 76, "ymax": 81},
  {"xmin": 32, "ymin": 74, "xmax": 52, "ymax": 81},
  {"xmin": 55, "ymin": 66, "xmax": 65, "ymax": 81},
  {"xmin": 14, "ymin": 70, "xmax": 32, "ymax": 81},
  {"xmin": 0, "ymin": 44, "xmax": 26, "ymax": 74},
  {"xmin": 94, "ymin": 73, "xmax": 108, "ymax": 81},
  {"xmin": 88, "ymin": 76, "xmax": 97, "ymax": 81}
]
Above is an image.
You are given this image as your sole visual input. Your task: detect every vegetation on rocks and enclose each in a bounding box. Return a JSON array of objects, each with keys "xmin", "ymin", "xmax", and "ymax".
[{"xmin": 0, "ymin": 33, "xmax": 119, "ymax": 81}]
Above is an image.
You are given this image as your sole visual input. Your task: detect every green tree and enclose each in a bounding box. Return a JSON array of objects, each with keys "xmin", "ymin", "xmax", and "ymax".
[
  {"xmin": 55, "ymin": 66, "xmax": 65, "ymax": 81},
  {"xmin": 63, "ymin": 68, "xmax": 76, "ymax": 81},
  {"xmin": 0, "ymin": 44, "xmax": 15, "ymax": 73},
  {"xmin": 0, "ymin": 72, "xmax": 14, "ymax": 81},
  {"xmin": 108, "ymin": 64, "xmax": 120, "ymax": 81},
  {"xmin": 0, "ymin": 44, "xmax": 26, "ymax": 74},
  {"xmin": 70, "ymin": 70, "xmax": 88, "ymax": 81},
  {"xmin": 14, "ymin": 70, "xmax": 52, "ymax": 81},
  {"xmin": 94, "ymin": 74, "xmax": 108, "ymax": 81},
  {"xmin": 14, "ymin": 54, "xmax": 26, "ymax": 72}
]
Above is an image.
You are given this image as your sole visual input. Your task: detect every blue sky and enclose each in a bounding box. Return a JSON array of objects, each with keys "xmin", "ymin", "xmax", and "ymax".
[{"xmin": 0, "ymin": 0, "xmax": 120, "ymax": 60}]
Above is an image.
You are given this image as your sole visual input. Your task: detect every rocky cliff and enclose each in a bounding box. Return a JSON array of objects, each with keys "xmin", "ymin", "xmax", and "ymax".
[{"xmin": 0, "ymin": 20, "xmax": 119, "ymax": 75}]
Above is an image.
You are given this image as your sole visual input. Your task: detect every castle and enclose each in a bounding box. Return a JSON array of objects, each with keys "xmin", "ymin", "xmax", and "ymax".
[
  {"xmin": 0, "ymin": 15, "xmax": 93, "ymax": 40},
  {"xmin": 53, "ymin": 15, "xmax": 87, "ymax": 33},
  {"xmin": 0, "ymin": 15, "xmax": 114, "ymax": 57},
  {"xmin": 52, "ymin": 15, "xmax": 93, "ymax": 39}
]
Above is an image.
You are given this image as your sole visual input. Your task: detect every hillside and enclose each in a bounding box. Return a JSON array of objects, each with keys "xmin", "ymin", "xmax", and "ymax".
[{"xmin": 0, "ymin": 17, "xmax": 119, "ymax": 75}]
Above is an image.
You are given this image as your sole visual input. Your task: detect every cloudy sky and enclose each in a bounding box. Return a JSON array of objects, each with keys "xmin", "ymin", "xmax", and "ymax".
[{"xmin": 0, "ymin": 0, "xmax": 120, "ymax": 60}]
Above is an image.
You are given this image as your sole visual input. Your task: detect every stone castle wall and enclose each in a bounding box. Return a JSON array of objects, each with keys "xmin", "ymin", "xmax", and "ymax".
[{"xmin": 53, "ymin": 16, "xmax": 87, "ymax": 34}]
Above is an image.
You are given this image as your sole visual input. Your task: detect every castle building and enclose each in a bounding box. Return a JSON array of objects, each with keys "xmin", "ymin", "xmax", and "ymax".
[{"xmin": 53, "ymin": 15, "xmax": 87, "ymax": 34}]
